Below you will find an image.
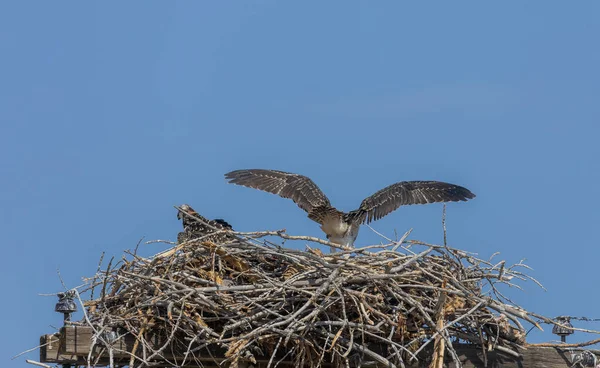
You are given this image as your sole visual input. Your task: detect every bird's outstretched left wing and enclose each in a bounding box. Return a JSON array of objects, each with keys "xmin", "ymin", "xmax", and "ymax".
[
  {"xmin": 348, "ymin": 181, "xmax": 475, "ymax": 224},
  {"xmin": 225, "ymin": 169, "xmax": 331, "ymax": 217}
]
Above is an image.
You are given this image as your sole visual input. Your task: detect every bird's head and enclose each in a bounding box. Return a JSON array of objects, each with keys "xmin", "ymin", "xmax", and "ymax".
[
  {"xmin": 177, "ymin": 204, "xmax": 194, "ymax": 220},
  {"xmin": 213, "ymin": 218, "xmax": 233, "ymax": 230}
]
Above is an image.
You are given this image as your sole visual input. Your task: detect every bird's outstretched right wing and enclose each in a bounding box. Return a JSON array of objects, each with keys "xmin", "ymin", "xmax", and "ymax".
[
  {"xmin": 225, "ymin": 169, "xmax": 332, "ymax": 222},
  {"xmin": 348, "ymin": 180, "xmax": 475, "ymax": 224}
]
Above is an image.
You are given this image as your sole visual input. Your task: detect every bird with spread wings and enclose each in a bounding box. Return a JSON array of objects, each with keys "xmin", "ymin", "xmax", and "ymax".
[{"xmin": 225, "ymin": 169, "xmax": 475, "ymax": 251}]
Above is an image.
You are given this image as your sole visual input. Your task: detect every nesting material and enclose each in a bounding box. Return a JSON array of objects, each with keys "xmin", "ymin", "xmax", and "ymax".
[{"xmin": 79, "ymin": 216, "xmax": 576, "ymax": 368}]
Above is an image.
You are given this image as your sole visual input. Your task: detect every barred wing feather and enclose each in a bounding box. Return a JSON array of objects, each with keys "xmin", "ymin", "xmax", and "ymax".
[
  {"xmin": 349, "ymin": 181, "xmax": 475, "ymax": 224},
  {"xmin": 225, "ymin": 169, "xmax": 332, "ymax": 215}
]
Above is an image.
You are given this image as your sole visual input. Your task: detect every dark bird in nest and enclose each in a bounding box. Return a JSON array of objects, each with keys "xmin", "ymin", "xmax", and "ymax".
[
  {"xmin": 225, "ymin": 169, "xmax": 475, "ymax": 251},
  {"xmin": 176, "ymin": 204, "xmax": 234, "ymax": 244}
]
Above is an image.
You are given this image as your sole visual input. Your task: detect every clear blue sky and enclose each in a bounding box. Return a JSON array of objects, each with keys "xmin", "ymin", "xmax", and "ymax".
[{"xmin": 2, "ymin": 2, "xmax": 599, "ymax": 365}]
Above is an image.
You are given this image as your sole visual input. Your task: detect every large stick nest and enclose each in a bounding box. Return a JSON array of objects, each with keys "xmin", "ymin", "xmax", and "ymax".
[{"xmin": 78, "ymin": 215, "xmax": 574, "ymax": 368}]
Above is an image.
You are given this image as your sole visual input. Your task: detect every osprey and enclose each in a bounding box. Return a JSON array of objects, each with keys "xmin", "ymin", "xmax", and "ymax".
[
  {"xmin": 225, "ymin": 169, "xmax": 475, "ymax": 250},
  {"xmin": 176, "ymin": 204, "xmax": 234, "ymax": 244}
]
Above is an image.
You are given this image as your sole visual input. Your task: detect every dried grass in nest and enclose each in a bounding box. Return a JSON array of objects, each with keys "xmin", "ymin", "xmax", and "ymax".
[{"xmin": 76, "ymin": 213, "xmax": 596, "ymax": 368}]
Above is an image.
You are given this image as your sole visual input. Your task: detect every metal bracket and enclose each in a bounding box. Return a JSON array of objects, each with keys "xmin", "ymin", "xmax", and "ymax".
[{"xmin": 569, "ymin": 350, "xmax": 597, "ymax": 367}]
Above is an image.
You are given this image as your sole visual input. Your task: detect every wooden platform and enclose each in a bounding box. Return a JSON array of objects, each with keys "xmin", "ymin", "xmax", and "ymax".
[{"xmin": 39, "ymin": 326, "xmax": 596, "ymax": 367}]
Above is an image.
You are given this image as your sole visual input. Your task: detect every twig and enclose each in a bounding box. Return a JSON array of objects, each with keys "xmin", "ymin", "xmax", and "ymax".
[
  {"xmin": 25, "ymin": 360, "xmax": 51, "ymax": 368},
  {"xmin": 528, "ymin": 337, "xmax": 600, "ymax": 348},
  {"xmin": 12, "ymin": 340, "xmax": 54, "ymax": 360}
]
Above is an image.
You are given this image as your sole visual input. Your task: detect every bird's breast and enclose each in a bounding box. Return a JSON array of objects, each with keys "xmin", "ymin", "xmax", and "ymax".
[
  {"xmin": 327, "ymin": 224, "xmax": 360, "ymax": 247},
  {"xmin": 320, "ymin": 216, "xmax": 349, "ymax": 237}
]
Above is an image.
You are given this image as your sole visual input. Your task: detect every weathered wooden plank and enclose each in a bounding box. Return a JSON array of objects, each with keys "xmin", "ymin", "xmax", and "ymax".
[
  {"xmin": 61, "ymin": 326, "xmax": 134, "ymax": 357},
  {"xmin": 39, "ymin": 326, "xmax": 597, "ymax": 367},
  {"xmin": 39, "ymin": 334, "xmax": 81, "ymax": 364},
  {"xmin": 446, "ymin": 344, "xmax": 571, "ymax": 368}
]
